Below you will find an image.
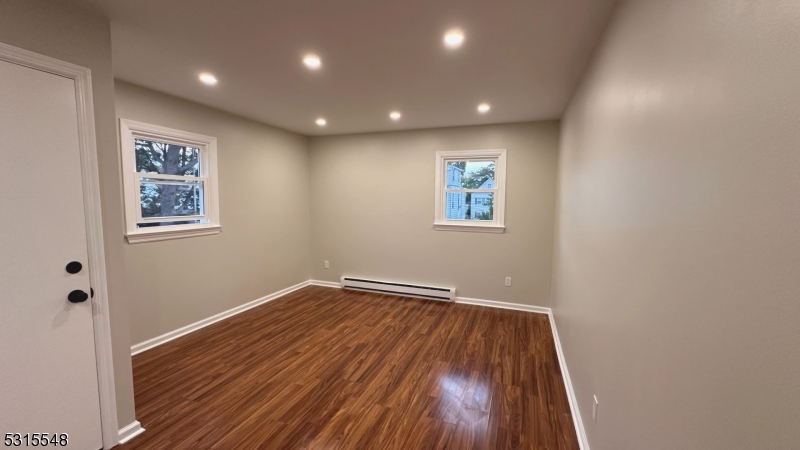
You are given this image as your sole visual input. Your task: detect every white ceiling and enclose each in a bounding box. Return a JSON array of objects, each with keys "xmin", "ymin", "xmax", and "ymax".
[{"xmin": 74, "ymin": 0, "xmax": 617, "ymax": 136}]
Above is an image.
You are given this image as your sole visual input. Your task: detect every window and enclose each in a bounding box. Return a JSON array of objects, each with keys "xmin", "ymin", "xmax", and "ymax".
[
  {"xmin": 434, "ymin": 149, "xmax": 507, "ymax": 233},
  {"xmin": 119, "ymin": 119, "xmax": 221, "ymax": 243}
]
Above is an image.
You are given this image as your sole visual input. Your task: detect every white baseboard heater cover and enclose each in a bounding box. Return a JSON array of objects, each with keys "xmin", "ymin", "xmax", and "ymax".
[{"xmin": 340, "ymin": 276, "xmax": 456, "ymax": 301}]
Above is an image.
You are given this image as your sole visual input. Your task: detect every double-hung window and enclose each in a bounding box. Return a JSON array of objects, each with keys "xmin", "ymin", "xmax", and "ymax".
[
  {"xmin": 434, "ymin": 149, "xmax": 507, "ymax": 233},
  {"xmin": 119, "ymin": 119, "xmax": 221, "ymax": 243}
]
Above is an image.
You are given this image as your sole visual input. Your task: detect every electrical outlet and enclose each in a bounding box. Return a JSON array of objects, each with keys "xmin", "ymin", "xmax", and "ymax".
[
  {"xmin": 593, "ymin": 395, "xmax": 599, "ymax": 423},
  {"xmin": 324, "ymin": 260, "xmax": 329, "ymax": 269},
  {"xmin": 504, "ymin": 277, "xmax": 512, "ymax": 287}
]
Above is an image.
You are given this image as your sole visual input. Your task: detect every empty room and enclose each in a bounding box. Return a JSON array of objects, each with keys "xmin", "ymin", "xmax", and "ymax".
[{"xmin": 1, "ymin": 0, "xmax": 798, "ymax": 449}]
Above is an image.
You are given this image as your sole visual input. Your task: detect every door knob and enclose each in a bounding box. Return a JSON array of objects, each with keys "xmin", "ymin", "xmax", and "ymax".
[
  {"xmin": 65, "ymin": 261, "xmax": 82, "ymax": 274},
  {"xmin": 68, "ymin": 290, "xmax": 89, "ymax": 303}
]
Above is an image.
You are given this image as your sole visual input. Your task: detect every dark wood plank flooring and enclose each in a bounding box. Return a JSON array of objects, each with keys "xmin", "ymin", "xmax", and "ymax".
[{"xmin": 119, "ymin": 286, "xmax": 579, "ymax": 449}]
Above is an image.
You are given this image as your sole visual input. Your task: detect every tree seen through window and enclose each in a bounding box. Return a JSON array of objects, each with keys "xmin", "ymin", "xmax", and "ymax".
[{"xmin": 135, "ymin": 139, "xmax": 203, "ymax": 220}]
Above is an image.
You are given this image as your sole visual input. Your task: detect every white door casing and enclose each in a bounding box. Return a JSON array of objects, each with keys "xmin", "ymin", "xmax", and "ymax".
[{"xmin": 0, "ymin": 43, "xmax": 119, "ymax": 448}]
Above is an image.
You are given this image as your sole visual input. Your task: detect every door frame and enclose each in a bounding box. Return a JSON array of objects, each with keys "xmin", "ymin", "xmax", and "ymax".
[{"xmin": 0, "ymin": 42, "xmax": 120, "ymax": 448}]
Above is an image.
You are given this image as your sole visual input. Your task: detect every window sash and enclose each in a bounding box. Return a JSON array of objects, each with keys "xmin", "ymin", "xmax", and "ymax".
[
  {"xmin": 444, "ymin": 188, "xmax": 497, "ymax": 194},
  {"xmin": 135, "ymin": 141, "xmax": 202, "ymax": 176},
  {"xmin": 135, "ymin": 172, "xmax": 203, "ymax": 181},
  {"xmin": 133, "ymin": 144, "xmax": 209, "ymax": 223},
  {"xmin": 442, "ymin": 190, "xmax": 497, "ymax": 221},
  {"xmin": 134, "ymin": 173, "xmax": 209, "ymax": 223},
  {"xmin": 441, "ymin": 158, "xmax": 498, "ymax": 222},
  {"xmin": 444, "ymin": 157, "xmax": 497, "ymax": 163}
]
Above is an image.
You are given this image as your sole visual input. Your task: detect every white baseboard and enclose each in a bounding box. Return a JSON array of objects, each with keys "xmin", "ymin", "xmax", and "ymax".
[
  {"xmin": 455, "ymin": 296, "xmax": 551, "ymax": 315},
  {"xmin": 309, "ymin": 279, "xmax": 342, "ymax": 288},
  {"xmin": 130, "ymin": 280, "xmax": 311, "ymax": 355},
  {"xmin": 548, "ymin": 312, "xmax": 590, "ymax": 450},
  {"xmin": 117, "ymin": 420, "xmax": 145, "ymax": 445},
  {"xmin": 308, "ymin": 280, "xmax": 550, "ymax": 314}
]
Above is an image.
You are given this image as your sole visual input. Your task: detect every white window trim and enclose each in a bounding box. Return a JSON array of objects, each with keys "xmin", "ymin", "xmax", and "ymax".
[
  {"xmin": 434, "ymin": 148, "xmax": 507, "ymax": 233},
  {"xmin": 119, "ymin": 118, "xmax": 221, "ymax": 243}
]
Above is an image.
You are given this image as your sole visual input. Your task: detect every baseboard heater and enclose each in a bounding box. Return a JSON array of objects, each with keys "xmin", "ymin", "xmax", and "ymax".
[{"xmin": 340, "ymin": 276, "xmax": 456, "ymax": 301}]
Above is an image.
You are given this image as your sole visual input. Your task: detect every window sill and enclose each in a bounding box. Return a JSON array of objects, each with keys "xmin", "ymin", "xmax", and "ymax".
[
  {"xmin": 126, "ymin": 225, "xmax": 221, "ymax": 244},
  {"xmin": 433, "ymin": 222, "xmax": 505, "ymax": 234}
]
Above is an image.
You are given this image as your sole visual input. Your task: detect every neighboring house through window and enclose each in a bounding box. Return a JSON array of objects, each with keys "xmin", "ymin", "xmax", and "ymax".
[
  {"xmin": 470, "ymin": 178, "xmax": 495, "ymax": 219},
  {"xmin": 434, "ymin": 149, "xmax": 507, "ymax": 233},
  {"xmin": 446, "ymin": 163, "xmax": 467, "ymax": 220},
  {"xmin": 119, "ymin": 119, "xmax": 221, "ymax": 243}
]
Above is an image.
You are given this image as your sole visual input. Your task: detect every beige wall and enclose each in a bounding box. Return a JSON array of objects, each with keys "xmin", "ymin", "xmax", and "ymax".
[
  {"xmin": 310, "ymin": 122, "xmax": 559, "ymax": 306},
  {"xmin": 0, "ymin": 0, "xmax": 137, "ymax": 428},
  {"xmin": 114, "ymin": 81, "xmax": 312, "ymax": 345},
  {"xmin": 553, "ymin": 1, "xmax": 800, "ymax": 449}
]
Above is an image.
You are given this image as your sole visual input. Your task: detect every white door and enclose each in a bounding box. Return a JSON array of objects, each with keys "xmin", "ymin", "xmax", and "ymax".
[{"xmin": 0, "ymin": 58, "xmax": 103, "ymax": 448}]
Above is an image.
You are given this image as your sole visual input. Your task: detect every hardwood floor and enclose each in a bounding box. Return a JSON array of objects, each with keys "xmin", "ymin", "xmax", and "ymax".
[{"xmin": 119, "ymin": 286, "xmax": 579, "ymax": 450}]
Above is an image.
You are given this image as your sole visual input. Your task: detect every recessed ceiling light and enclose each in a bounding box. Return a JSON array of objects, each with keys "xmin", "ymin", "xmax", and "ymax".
[
  {"xmin": 303, "ymin": 55, "xmax": 322, "ymax": 70},
  {"xmin": 444, "ymin": 30, "xmax": 465, "ymax": 48},
  {"xmin": 477, "ymin": 103, "xmax": 491, "ymax": 113},
  {"xmin": 198, "ymin": 73, "xmax": 218, "ymax": 85},
  {"xmin": 316, "ymin": 118, "xmax": 327, "ymax": 126},
  {"xmin": 390, "ymin": 111, "xmax": 402, "ymax": 121}
]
